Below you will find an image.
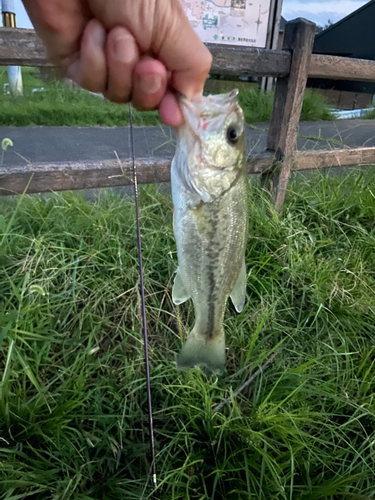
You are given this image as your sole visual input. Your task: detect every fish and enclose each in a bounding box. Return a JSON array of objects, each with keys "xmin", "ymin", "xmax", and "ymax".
[{"xmin": 171, "ymin": 89, "xmax": 248, "ymax": 373}]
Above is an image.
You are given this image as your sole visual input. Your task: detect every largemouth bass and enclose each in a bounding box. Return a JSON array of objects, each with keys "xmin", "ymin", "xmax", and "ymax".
[{"xmin": 171, "ymin": 90, "xmax": 248, "ymax": 373}]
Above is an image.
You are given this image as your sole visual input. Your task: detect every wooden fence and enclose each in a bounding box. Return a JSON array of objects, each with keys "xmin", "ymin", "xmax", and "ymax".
[{"xmin": 1, "ymin": 19, "xmax": 375, "ymax": 208}]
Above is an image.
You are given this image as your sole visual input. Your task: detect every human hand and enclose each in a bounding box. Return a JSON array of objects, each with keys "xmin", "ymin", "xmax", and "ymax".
[{"xmin": 21, "ymin": 0, "xmax": 212, "ymax": 126}]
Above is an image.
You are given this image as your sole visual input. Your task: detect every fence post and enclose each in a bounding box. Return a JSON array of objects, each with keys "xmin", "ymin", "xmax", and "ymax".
[{"xmin": 261, "ymin": 18, "xmax": 316, "ymax": 209}]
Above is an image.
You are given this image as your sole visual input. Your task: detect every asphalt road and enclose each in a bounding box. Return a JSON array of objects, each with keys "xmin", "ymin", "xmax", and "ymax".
[{"xmin": 1, "ymin": 119, "xmax": 375, "ymax": 167}]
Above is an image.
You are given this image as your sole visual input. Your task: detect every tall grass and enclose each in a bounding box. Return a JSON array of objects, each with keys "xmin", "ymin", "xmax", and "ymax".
[
  {"xmin": 0, "ymin": 68, "xmax": 334, "ymax": 127},
  {"xmin": 364, "ymin": 107, "xmax": 375, "ymax": 119},
  {"xmin": 238, "ymin": 88, "xmax": 334, "ymax": 123},
  {"xmin": 238, "ymin": 87, "xmax": 274, "ymax": 122},
  {"xmin": 0, "ymin": 67, "xmax": 159, "ymax": 127},
  {"xmin": 1, "ymin": 170, "xmax": 375, "ymax": 499},
  {"xmin": 300, "ymin": 89, "xmax": 334, "ymax": 121},
  {"xmin": 0, "ymin": 81, "xmax": 160, "ymax": 127}
]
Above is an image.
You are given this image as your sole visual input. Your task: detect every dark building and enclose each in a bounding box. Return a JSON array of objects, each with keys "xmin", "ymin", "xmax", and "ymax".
[{"xmin": 308, "ymin": 0, "xmax": 375, "ymax": 109}]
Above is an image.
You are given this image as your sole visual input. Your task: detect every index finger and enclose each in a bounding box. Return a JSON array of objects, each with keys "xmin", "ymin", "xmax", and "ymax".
[
  {"xmin": 22, "ymin": 0, "xmax": 90, "ymax": 69},
  {"xmin": 155, "ymin": 1, "xmax": 212, "ymax": 100}
]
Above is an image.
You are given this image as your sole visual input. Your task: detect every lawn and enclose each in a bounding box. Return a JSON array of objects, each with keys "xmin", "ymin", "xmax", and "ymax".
[
  {"xmin": 365, "ymin": 107, "xmax": 375, "ymax": 119},
  {"xmin": 0, "ymin": 66, "xmax": 159, "ymax": 127},
  {"xmin": 0, "ymin": 67, "xmax": 334, "ymax": 126},
  {"xmin": 1, "ymin": 170, "xmax": 375, "ymax": 499}
]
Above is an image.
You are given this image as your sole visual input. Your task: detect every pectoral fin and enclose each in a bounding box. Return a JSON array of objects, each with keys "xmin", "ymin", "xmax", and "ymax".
[
  {"xmin": 230, "ymin": 260, "xmax": 247, "ymax": 313},
  {"xmin": 172, "ymin": 269, "xmax": 190, "ymax": 305}
]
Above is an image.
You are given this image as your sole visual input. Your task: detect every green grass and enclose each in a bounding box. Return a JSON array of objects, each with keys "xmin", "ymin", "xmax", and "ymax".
[
  {"xmin": 238, "ymin": 87, "xmax": 274, "ymax": 122},
  {"xmin": 0, "ymin": 67, "xmax": 159, "ymax": 127},
  {"xmin": 300, "ymin": 90, "xmax": 334, "ymax": 121},
  {"xmin": 0, "ymin": 66, "xmax": 43, "ymax": 88},
  {"xmin": 0, "ymin": 67, "xmax": 334, "ymax": 126},
  {"xmin": 238, "ymin": 88, "xmax": 334, "ymax": 123},
  {"xmin": 299, "ymin": 135, "xmax": 345, "ymax": 147},
  {"xmin": 1, "ymin": 170, "xmax": 375, "ymax": 499},
  {"xmin": 364, "ymin": 107, "xmax": 375, "ymax": 119}
]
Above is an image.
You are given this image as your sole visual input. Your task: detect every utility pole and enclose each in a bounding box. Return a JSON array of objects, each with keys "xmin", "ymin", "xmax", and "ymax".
[
  {"xmin": 2, "ymin": 0, "xmax": 23, "ymax": 96},
  {"xmin": 261, "ymin": 0, "xmax": 283, "ymax": 92}
]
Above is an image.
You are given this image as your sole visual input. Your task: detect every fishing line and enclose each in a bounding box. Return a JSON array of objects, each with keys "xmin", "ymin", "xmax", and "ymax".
[{"xmin": 128, "ymin": 103, "xmax": 157, "ymax": 490}]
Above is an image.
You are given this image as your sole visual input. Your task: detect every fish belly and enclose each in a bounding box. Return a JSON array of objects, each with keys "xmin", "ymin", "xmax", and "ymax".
[{"xmin": 171, "ymin": 168, "xmax": 247, "ymax": 371}]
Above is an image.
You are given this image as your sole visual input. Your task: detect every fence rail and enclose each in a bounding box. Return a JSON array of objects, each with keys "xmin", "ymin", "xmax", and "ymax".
[
  {"xmin": 2, "ymin": 27, "xmax": 375, "ymax": 82},
  {"xmin": 2, "ymin": 148, "xmax": 375, "ymax": 196},
  {"xmin": 1, "ymin": 20, "xmax": 375, "ymax": 207}
]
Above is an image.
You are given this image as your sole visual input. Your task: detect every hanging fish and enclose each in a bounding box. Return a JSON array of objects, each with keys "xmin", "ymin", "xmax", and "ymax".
[{"xmin": 171, "ymin": 90, "xmax": 248, "ymax": 373}]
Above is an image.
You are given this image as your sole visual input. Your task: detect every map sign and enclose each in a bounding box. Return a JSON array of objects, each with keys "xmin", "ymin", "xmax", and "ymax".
[{"xmin": 180, "ymin": 0, "xmax": 271, "ymax": 47}]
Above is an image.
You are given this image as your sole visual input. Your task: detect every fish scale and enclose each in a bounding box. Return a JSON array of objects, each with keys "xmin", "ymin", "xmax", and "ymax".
[{"xmin": 171, "ymin": 90, "xmax": 248, "ymax": 372}]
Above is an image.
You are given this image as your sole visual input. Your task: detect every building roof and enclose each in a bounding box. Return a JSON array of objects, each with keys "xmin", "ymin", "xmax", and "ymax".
[
  {"xmin": 279, "ymin": 16, "xmax": 286, "ymax": 31},
  {"xmin": 313, "ymin": 0, "xmax": 375, "ymax": 60}
]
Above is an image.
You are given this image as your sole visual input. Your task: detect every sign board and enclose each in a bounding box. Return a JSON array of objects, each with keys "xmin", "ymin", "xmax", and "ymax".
[{"xmin": 180, "ymin": 0, "xmax": 272, "ymax": 48}]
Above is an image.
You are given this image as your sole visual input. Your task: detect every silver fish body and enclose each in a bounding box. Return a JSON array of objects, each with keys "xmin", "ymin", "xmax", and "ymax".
[{"xmin": 171, "ymin": 90, "xmax": 248, "ymax": 372}]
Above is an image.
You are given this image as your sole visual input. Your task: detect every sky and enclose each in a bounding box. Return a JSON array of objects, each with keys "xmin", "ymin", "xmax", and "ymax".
[
  {"xmin": 281, "ymin": 0, "xmax": 368, "ymax": 27},
  {"xmin": 1, "ymin": 0, "xmax": 33, "ymax": 28},
  {"xmin": 1, "ymin": 0, "xmax": 371, "ymax": 32}
]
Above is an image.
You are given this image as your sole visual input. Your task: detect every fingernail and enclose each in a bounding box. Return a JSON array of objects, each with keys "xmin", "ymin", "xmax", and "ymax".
[
  {"xmin": 139, "ymin": 74, "xmax": 162, "ymax": 94},
  {"xmin": 114, "ymin": 35, "xmax": 137, "ymax": 64},
  {"xmin": 92, "ymin": 22, "xmax": 105, "ymax": 48}
]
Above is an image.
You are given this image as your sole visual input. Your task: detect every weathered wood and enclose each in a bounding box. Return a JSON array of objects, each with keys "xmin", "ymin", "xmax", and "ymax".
[
  {"xmin": 1, "ymin": 148, "xmax": 375, "ymax": 196},
  {"xmin": 0, "ymin": 158, "xmax": 171, "ymax": 196},
  {"xmin": 248, "ymin": 151, "xmax": 274, "ymax": 174},
  {"xmin": 2, "ymin": 28, "xmax": 375, "ymax": 84},
  {"xmin": 208, "ymin": 44, "xmax": 291, "ymax": 77},
  {"xmin": 309, "ymin": 54, "xmax": 375, "ymax": 82},
  {"xmin": 0, "ymin": 28, "xmax": 291, "ymax": 77},
  {"xmin": 291, "ymin": 147, "xmax": 375, "ymax": 171},
  {"xmin": 250, "ymin": 148, "xmax": 375, "ymax": 173},
  {"xmin": 262, "ymin": 19, "xmax": 316, "ymax": 209},
  {"xmin": 0, "ymin": 27, "xmax": 51, "ymax": 67}
]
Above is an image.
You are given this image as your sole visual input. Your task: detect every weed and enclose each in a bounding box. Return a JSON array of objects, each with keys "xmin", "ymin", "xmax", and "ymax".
[
  {"xmin": 1, "ymin": 170, "xmax": 375, "ymax": 499},
  {"xmin": 364, "ymin": 107, "xmax": 375, "ymax": 119},
  {"xmin": 238, "ymin": 88, "xmax": 334, "ymax": 124},
  {"xmin": 300, "ymin": 134, "xmax": 345, "ymax": 146},
  {"xmin": 0, "ymin": 68, "xmax": 334, "ymax": 127},
  {"xmin": 300, "ymin": 90, "xmax": 334, "ymax": 121}
]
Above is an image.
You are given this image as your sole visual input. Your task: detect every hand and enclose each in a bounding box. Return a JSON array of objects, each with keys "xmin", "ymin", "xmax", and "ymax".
[{"xmin": 21, "ymin": 0, "xmax": 212, "ymax": 126}]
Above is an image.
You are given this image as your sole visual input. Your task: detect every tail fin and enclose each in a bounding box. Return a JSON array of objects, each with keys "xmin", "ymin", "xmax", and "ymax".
[{"xmin": 177, "ymin": 329, "xmax": 225, "ymax": 373}]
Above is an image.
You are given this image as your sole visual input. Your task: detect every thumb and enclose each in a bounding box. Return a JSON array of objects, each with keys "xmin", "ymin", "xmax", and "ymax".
[{"xmin": 155, "ymin": 1, "xmax": 212, "ymax": 99}]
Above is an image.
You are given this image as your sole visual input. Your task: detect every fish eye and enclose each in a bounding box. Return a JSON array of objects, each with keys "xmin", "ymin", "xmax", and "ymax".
[{"xmin": 226, "ymin": 127, "xmax": 239, "ymax": 145}]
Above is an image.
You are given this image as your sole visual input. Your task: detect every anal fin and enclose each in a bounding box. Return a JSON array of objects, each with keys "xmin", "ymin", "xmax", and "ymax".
[
  {"xmin": 230, "ymin": 260, "xmax": 247, "ymax": 313},
  {"xmin": 172, "ymin": 268, "xmax": 190, "ymax": 305}
]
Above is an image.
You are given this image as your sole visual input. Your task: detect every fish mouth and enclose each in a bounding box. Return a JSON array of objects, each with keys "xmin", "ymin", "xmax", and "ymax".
[
  {"xmin": 179, "ymin": 89, "xmax": 239, "ymax": 118},
  {"xmin": 179, "ymin": 90, "xmax": 240, "ymax": 136}
]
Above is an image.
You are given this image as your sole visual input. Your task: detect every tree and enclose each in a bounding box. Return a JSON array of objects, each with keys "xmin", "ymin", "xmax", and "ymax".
[{"xmin": 323, "ymin": 19, "xmax": 333, "ymax": 29}]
